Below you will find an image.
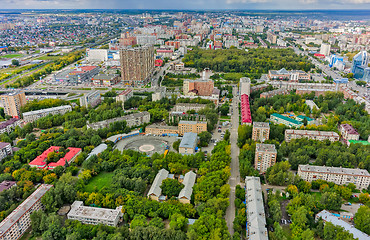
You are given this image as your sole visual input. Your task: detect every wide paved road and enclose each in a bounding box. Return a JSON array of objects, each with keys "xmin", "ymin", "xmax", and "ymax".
[{"xmin": 225, "ymin": 85, "xmax": 241, "ymax": 236}]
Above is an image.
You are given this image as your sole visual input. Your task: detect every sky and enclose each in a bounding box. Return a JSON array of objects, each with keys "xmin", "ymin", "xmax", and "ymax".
[{"xmin": 1, "ymin": 0, "xmax": 370, "ymax": 10}]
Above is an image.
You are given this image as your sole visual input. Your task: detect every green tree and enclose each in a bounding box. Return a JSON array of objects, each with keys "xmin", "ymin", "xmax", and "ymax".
[
  {"xmin": 161, "ymin": 179, "xmax": 184, "ymax": 198},
  {"xmin": 198, "ymin": 131, "xmax": 212, "ymax": 147},
  {"xmin": 354, "ymin": 205, "xmax": 370, "ymax": 235}
]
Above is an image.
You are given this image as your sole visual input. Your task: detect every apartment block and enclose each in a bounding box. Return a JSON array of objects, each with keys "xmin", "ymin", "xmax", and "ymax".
[
  {"xmin": 252, "ymin": 122, "xmax": 270, "ymax": 142},
  {"xmin": 339, "ymin": 124, "xmax": 360, "ymax": 141},
  {"xmin": 116, "ymin": 89, "xmax": 133, "ymax": 108},
  {"xmin": 87, "ymin": 112, "xmax": 150, "ymax": 130},
  {"xmin": 270, "ymin": 113, "xmax": 303, "ymax": 128},
  {"xmin": 22, "ymin": 105, "xmax": 72, "ymax": 123},
  {"xmin": 0, "ymin": 118, "xmax": 22, "ymax": 134},
  {"xmin": 298, "ymin": 165, "xmax": 370, "ymax": 189},
  {"xmin": 174, "ymin": 103, "xmax": 207, "ymax": 113},
  {"xmin": 67, "ymin": 201, "xmax": 123, "ymax": 227},
  {"xmin": 255, "ymin": 144, "xmax": 277, "ymax": 173},
  {"xmin": 80, "ymin": 91, "xmax": 101, "ymax": 108},
  {"xmin": 245, "ymin": 176, "xmax": 268, "ymax": 240},
  {"xmin": 178, "ymin": 120, "xmax": 207, "ymax": 136},
  {"xmin": 0, "ymin": 184, "xmax": 53, "ymax": 240},
  {"xmin": 183, "ymin": 79, "xmax": 214, "ymax": 96},
  {"xmin": 0, "ymin": 142, "xmax": 13, "ymax": 162},
  {"xmin": 0, "ymin": 91, "xmax": 27, "ymax": 118},
  {"xmin": 120, "ymin": 46, "xmax": 155, "ymax": 87},
  {"xmin": 260, "ymin": 89, "xmax": 290, "ymax": 98},
  {"xmin": 285, "ymin": 129, "xmax": 339, "ymax": 142}
]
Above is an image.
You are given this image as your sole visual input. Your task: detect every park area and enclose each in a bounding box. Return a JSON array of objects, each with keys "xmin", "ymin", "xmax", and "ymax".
[{"xmin": 84, "ymin": 172, "xmax": 114, "ymax": 192}]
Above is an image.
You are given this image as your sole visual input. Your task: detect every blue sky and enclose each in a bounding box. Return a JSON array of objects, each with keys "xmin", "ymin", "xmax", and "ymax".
[{"xmin": 2, "ymin": 0, "xmax": 370, "ymax": 10}]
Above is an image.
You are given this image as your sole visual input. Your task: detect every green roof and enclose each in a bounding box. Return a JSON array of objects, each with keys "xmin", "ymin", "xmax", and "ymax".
[
  {"xmin": 296, "ymin": 115, "xmax": 314, "ymax": 121},
  {"xmin": 348, "ymin": 140, "xmax": 370, "ymax": 145},
  {"xmin": 271, "ymin": 113, "xmax": 303, "ymax": 125}
]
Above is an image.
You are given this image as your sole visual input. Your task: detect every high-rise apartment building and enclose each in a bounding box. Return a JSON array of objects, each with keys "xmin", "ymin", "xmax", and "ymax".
[
  {"xmin": 319, "ymin": 43, "xmax": 331, "ymax": 56},
  {"xmin": 120, "ymin": 46, "xmax": 155, "ymax": 87},
  {"xmin": 0, "ymin": 91, "xmax": 27, "ymax": 118},
  {"xmin": 254, "ymin": 144, "xmax": 277, "ymax": 173},
  {"xmin": 252, "ymin": 122, "xmax": 270, "ymax": 142}
]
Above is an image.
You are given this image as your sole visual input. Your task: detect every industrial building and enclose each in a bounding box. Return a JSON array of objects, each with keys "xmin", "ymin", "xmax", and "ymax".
[
  {"xmin": 0, "ymin": 184, "xmax": 53, "ymax": 240},
  {"xmin": 245, "ymin": 176, "xmax": 268, "ymax": 240},
  {"xmin": 252, "ymin": 122, "xmax": 270, "ymax": 142},
  {"xmin": 87, "ymin": 112, "xmax": 150, "ymax": 130},
  {"xmin": 285, "ymin": 129, "xmax": 339, "ymax": 142},
  {"xmin": 120, "ymin": 46, "xmax": 155, "ymax": 87},
  {"xmin": 22, "ymin": 105, "xmax": 72, "ymax": 123},
  {"xmin": 179, "ymin": 132, "xmax": 198, "ymax": 155},
  {"xmin": 0, "ymin": 91, "xmax": 27, "ymax": 118},
  {"xmin": 298, "ymin": 165, "xmax": 370, "ymax": 189},
  {"xmin": 67, "ymin": 201, "xmax": 123, "ymax": 227},
  {"xmin": 255, "ymin": 144, "xmax": 277, "ymax": 174}
]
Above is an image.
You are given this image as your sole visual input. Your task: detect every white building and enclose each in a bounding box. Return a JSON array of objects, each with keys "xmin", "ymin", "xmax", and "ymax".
[
  {"xmin": 80, "ymin": 91, "xmax": 101, "ymax": 108},
  {"xmin": 87, "ymin": 49, "xmax": 108, "ymax": 62},
  {"xmin": 0, "ymin": 142, "xmax": 13, "ymax": 162},
  {"xmin": 0, "ymin": 118, "xmax": 22, "ymax": 134},
  {"xmin": 285, "ymin": 130, "xmax": 340, "ymax": 142},
  {"xmin": 320, "ymin": 43, "xmax": 331, "ymax": 56},
  {"xmin": 174, "ymin": 103, "xmax": 207, "ymax": 112},
  {"xmin": 298, "ymin": 165, "xmax": 370, "ymax": 189},
  {"xmin": 245, "ymin": 176, "xmax": 268, "ymax": 240},
  {"xmin": 0, "ymin": 184, "xmax": 53, "ymax": 240},
  {"xmin": 239, "ymin": 77, "xmax": 251, "ymax": 96},
  {"xmin": 22, "ymin": 105, "xmax": 72, "ymax": 123},
  {"xmin": 316, "ymin": 210, "xmax": 370, "ymax": 240},
  {"xmin": 116, "ymin": 89, "xmax": 133, "ymax": 108},
  {"xmin": 87, "ymin": 112, "xmax": 150, "ymax": 130},
  {"xmin": 305, "ymin": 100, "xmax": 319, "ymax": 111},
  {"xmin": 67, "ymin": 201, "xmax": 123, "ymax": 227}
]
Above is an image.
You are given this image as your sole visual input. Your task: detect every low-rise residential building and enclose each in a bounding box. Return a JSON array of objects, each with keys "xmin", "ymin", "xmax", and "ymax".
[
  {"xmin": 285, "ymin": 129, "xmax": 339, "ymax": 142},
  {"xmin": 178, "ymin": 121, "xmax": 207, "ymax": 136},
  {"xmin": 298, "ymin": 165, "xmax": 370, "ymax": 189},
  {"xmin": 174, "ymin": 103, "xmax": 207, "ymax": 113},
  {"xmin": 116, "ymin": 89, "xmax": 133, "ymax": 108},
  {"xmin": 260, "ymin": 89, "xmax": 290, "ymax": 98},
  {"xmin": 245, "ymin": 176, "xmax": 268, "ymax": 240},
  {"xmin": 0, "ymin": 118, "xmax": 22, "ymax": 134},
  {"xmin": 178, "ymin": 171, "xmax": 196, "ymax": 204},
  {"xmin": 0, "ymin": 184, "xmax": 53, "ymax": 240},
  {"xmin": 147, "ymin": 169, "xmax": 169, "ymax": 201},
  {"xmin": 22, "ymin": 105, "xmax": 72, "ymax": 123},
  {"xmin": 29, "ymin": 146, "xmax": 82, "ymax": 170},
  {"xmin": 87, "ymin": 112, "xmax": 150, "ymax": 130},
  {"xmin": 270, "ymin": 113, "xmax": 303, "ymax": 128},
  {"xmin": 67, "ymin": 201, "xmax": 122, "ymax": 227},
  {"xmin": 316, "ymin": 210, "xmax": 370, "ymax": 240},
  {"xmin": 152, "ymin": 87, "xmax": 166, "ymax": 102},
  {"xmin": 241, "ymin": 94, "xmax": 252, "ymax": 125},
  {"xmin": 0, "ymin": 180, "xmax": 16, "ymax": 193},
  {"xmin": 145, "ymin": 124, "xmax": 179, "ymax": 136},
  {"xmin": 179, "ymin": 132, "xmax": 198, "ymax": 155},
  {"xmin": 339, "ymin": 124, "xmax": 360, "ymax": 141},
  {"xmin": 252, "ymin": 122, "xmax": 270, "ymax": 142},
  {"xmin": 0, "ymin": 142, "xmax": 13, "ymax": 161},
  {"xmin": 80, "ymin": 91, "xmax": 101, "ymax": 108},
  {"xmin": 270, "ymin": 81, "xmax": 335, "ymax": 91},
  {"xmin": 91, "ymin": 74, "xmax": 120, "ymax": 87},
  {"xmin": 255, "ymin": 144, "xmax": 277, "ymax": 173}
]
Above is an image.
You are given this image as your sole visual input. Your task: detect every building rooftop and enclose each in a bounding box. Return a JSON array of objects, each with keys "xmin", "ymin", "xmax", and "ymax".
[
  {"xmin": 88, "ymin": 112, "xmax": 150, "ymax": 129},
  {"xmin": 245, "ymin": 176, "xmax": 268, "ymax": 240},
  {"xmin": 296, "ymin": 115, "xmax": 314, "ymax": 121},
  {"xmin": 92, "ymin": 74, "xmax": 118, "ymax": 80},
  {"xmin": 68, "ymin": 201, "xmax": 122, "ymax": 221},
  {"xmin": 0, "ymin": 181, "xmax": 16, "ymax": 193},
  {"xmin": 0, "ymin": 142, "xmax": 10, "ymax": 149},
  {"xmin": 298, "ymin": 165, "xmax": 370, "ymax": 177},
  {"xmin": 340, "ymin": 124, "xmax": 360, "ymax": 135},
  {"xmin": 146, "ymin": 124, "xmax": 178, "ymax": 130},
  {"xmin": 179, "ymin": 132, "xmax": 198, "ymax": 149},
  {"xmin": 253, "ymin": 122, "xmax": 269, "ymax": 128},
  {"xmin": 0, "ymin": 184, "xmax": 53, "ymax": 237},
  {"xmin": 179, "ymin": 120, "xmax": 206, "ymax": 125},
  {"xmin": 22, "ymin": 105, "xmax": 71, "ymax": 117},
  {"xmin": 178, "ymin": 171, "xmax": 196, "ymax": 200},
  {"xmin": 316, "ymin": 210, "xmax": 370, "ymax": 240},
  {"xmin": 271, "ymin": 113, "xmax": 303, "ymax": 126},
  {"xmin": 286, "ymin": 129, "xmax": 339, "ymax": 138},
  {"xmin": 118, "ymin": 89, "xmax": 132, "ymax": 96},
  {"xmin": 147, "ymin": 169, "xmax": 169, "ymax": 198},
  {"xmin": 348, "ymin": 140, "xmax": 370, "ymax": 146},
  {"xmin": 86, "ymin": 144, "xmax": 107, "ymax": 161},
  {"xmin": 241, "ymin": 94, "xmax": 252, "ymax": 124},
  {"xmin": 256, "ymin": 143, "xmax": 277, "ymax": 153},
  {"xmin": 29, "ymin": 146, "xmax": 81, "ymax": 169},
  {"xmin": 0, "ymin": 118, "xmax": 19, "ymax": 130},
  {"xmin": 240, "ymin": 77, "xmax": 251, "ymax": 83}
]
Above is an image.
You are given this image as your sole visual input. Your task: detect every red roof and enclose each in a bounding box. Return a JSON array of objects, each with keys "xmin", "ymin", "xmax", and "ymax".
[
  {"xmin": 241, "ymin": 94, "xmax": 252, "ymax": 124},
  {"xmin": 29, "ymin": 146, "xmax": 82, "ymax": 169}
]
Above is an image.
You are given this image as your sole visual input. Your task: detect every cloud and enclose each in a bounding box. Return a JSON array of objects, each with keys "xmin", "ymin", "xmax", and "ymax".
[
  {"xmin": 299, "ymin": 0, "xmax": 317, "ymax": 4},
  {"xmin": 226, "ymin": 0, "xmax": 268, "ymax": 4}
]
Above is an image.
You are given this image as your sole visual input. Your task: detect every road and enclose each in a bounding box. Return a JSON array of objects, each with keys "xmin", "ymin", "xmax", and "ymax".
[{"xmin": 225, "ymin": 85, "xmax": 240, "ymax": 236}]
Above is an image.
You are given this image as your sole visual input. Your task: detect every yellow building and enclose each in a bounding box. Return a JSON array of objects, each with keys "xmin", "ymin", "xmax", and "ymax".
[
  {"xmin": 178, "ymin": 120, "xmax": 207, "ymax": 136},
  {"xmin": 0, "ymin": 91, "xmax": 26, "ymax": 118}
]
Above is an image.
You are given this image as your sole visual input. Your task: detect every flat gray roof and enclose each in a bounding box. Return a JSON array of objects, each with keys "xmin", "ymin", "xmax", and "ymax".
[
  {"xmin": 179, "ymin": 132, "xmax": 198, "ymax": 149},
  {"xmin": 179, "ymin": 120, "xmax": 206, "ymax": 125},
  {"xmin": 68, "ymin": 201, "xmax": 122, "ymax": 221},
  {"xmin": 256, "ymin": 143, "xmax": 277, "ymax": 153},
  {"xmin": 299, "ymin": 165, "xmax": 370, "ymax": 177},
  {"xmin": 286, "ymin": 129, "xmax": 339, "ymax": 137},
  {"xmin": 23, "ymin": 105, "xmax": 71, "ymax": 116},
  {"xmin": 253, "ymin": 122, "xmax": 269, "ymax": 128}
]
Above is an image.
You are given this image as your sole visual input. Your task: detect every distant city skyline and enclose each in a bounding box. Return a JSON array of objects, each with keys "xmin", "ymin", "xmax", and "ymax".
[{"xmin": 1, "ymin": 0, "xmax": 370, "ymax": 10}]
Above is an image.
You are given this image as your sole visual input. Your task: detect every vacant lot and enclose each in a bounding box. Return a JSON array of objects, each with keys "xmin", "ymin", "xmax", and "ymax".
[{"xmin": 84, "ymin": 172, "xmax": 114, "ymax": 192}]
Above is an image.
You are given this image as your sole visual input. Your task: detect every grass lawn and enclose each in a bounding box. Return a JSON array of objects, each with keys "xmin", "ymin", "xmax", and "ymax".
[
  {"xmin": 84, "ymin": 172, "xmax": 114, "ymax": 192},
  {"xmin": 0, "ymin": 54, "xmax": 22, "ymax": 59},
  {"xmin": 36, "ymin": 55, "xmax": 61, "ymax": 61},
  {"xmin": 310, "ymin": 191, "xmax": 322, "ymax": 201}
]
